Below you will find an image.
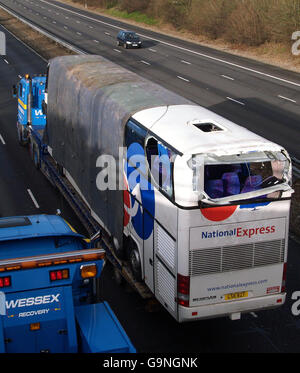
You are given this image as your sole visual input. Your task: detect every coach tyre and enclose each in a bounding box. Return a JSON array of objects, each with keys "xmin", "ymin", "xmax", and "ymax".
[{"xmin": 129, "ymin": 248, "xmax": 142, "ymax": 282}]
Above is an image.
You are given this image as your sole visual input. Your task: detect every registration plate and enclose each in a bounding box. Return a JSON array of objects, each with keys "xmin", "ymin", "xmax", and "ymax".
[
  {"xmin": 224, "ymin": 291, "xmax": 248, "ymax": 301},
  {"xmin": 133, "ymin": 44, "xmax": 137, "ymax": 46}
]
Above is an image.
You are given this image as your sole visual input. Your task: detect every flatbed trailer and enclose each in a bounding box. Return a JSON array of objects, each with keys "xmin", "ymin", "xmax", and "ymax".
[{"xmin": 30, "ymin": 126, "xmax": 153, "ymax": 301}]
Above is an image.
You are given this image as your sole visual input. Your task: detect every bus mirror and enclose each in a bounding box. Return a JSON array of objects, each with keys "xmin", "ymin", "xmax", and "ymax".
[
  {"xmin": 191, "ymin": 156, "xmax": 203, "ymax": 193},
  {"xmin": 12, "ymin": 84, "xmax": 17, "ymax": 98}
]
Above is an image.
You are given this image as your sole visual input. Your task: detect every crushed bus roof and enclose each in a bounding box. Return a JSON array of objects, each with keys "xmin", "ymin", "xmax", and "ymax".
[{"xmin": 132, "ymin": 105, "xmax": 282, "ymax": 156}]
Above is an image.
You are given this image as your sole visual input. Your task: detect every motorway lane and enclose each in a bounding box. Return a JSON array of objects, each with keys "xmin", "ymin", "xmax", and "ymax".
[
  {"xmin": 1, "ymin": 5, "xmax": 300, "ymax": 354},
  {"xmin": 0, "ymin": 24, "xmax": 86, "ymax": 233},
  {"xmin": 0, "ymin": 0, "xmax": 300, "ymax": 159}
]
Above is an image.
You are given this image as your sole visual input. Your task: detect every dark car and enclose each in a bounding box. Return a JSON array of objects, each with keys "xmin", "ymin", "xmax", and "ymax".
[{"xmin": 117, "ymin": 30, "xmax": 142, "ymax": 49}]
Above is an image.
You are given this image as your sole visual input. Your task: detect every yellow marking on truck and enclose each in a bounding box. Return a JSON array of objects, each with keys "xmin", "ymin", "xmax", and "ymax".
[{"xmin": 18, "ymin": 98, "xmax": 27, "ymax": 110}]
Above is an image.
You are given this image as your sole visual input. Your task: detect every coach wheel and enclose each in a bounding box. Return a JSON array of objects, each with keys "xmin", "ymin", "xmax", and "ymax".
[
  {"xmin": 129, "ymin": 248, "xmax": 142, "ymax": 282},
  {"xmin": 113, "ymin": 237, "xmax": 126, "ymax": 260}
]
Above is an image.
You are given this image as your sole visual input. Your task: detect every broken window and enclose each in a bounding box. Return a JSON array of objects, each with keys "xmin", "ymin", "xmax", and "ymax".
[
  {"xmin": 200, "ymin": 151, "xmax": 290, "ymax": 201},
  {"xmin": 145, "ymin": 137, "xmax": 176, "ymax": 198}
]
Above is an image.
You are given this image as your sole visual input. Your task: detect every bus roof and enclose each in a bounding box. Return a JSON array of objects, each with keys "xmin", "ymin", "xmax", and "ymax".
[
  {"xmin": 0, "ymin": 215, "xmax": 83, "ymax": 242},
  {"xmin": 132, "ymin": 105, "xmax": 282, "ymax": 156}
]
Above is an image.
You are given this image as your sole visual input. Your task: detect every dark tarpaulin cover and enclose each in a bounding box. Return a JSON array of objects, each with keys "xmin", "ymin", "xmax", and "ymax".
[{"xmin": 44, "ymin": 54, "xmax": 192, "ymax": 246}]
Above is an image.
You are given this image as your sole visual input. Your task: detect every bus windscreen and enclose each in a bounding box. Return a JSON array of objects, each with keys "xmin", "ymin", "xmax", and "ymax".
[{"xmin": 203, "ymin": 152, "xmax": 290, "ymax": 201}]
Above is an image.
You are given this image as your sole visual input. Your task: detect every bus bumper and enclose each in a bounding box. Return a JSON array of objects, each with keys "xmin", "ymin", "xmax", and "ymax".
[{"xmin": 178, "ymin": 293, "xmax": 286, "ymax": 322}]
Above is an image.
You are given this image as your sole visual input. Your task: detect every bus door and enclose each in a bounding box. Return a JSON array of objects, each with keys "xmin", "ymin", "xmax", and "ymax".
[
  {"xmin": 124, "ymin": 119, "xmax": 155, "ymax": 291},
  {"xmin": 145, "ymin": 137, "xmax": 178, "ymax": 319}
]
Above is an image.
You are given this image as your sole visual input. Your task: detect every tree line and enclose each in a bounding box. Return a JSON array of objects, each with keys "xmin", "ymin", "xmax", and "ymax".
[{"xmin": 73, "ymin": 0, "xmax": 300, "ymax": 46}]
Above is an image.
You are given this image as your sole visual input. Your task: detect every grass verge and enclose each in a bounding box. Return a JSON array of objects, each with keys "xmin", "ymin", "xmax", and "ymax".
[{"xmin": 0, "ymin": 7, "xmax": 76, "ymax": 60}]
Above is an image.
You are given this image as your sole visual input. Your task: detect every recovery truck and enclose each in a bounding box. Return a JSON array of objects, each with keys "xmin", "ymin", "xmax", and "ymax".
[{"xmin": 0, "ymin": 214, "xmax": 135, "ymax": 353}]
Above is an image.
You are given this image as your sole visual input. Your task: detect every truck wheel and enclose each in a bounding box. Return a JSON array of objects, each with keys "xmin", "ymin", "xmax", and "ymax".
[
  {"xmin": 57, "ymin": 163, "xmax": 64, "ymax": 176},
  {"xmin": 129, "ymin": 248, "xmax": 142, "ymax": 282},
  {"xmin": 33, "ymin": 145, "xmax": 40, "ymax": 170},
  {"xmin": 29, "ymin": 140, "xmax": 34, "ymax": 160},
  {"xmin": 17, "ymin": 126, "xmax": 28, "ymax": 146},
  {"xmin": 113, "ymin": 266, "xmax": 124, "ymax": 286}
]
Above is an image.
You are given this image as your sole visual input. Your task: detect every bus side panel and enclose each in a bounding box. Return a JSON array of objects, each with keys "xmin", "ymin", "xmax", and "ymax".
[{"xmin": 152, "ymin": 189, "xmax": 178, "ymax": 319}]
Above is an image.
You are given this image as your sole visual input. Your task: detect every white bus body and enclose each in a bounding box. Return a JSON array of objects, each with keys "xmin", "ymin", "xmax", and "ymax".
[{"xmin": 123, "ymin": 104, "xmax": 293, "ymax": 322}]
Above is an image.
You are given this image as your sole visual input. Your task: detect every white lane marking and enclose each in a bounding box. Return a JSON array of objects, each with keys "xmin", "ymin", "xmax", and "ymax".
[
  {"xmin": 18, "ymin": 74, "xmax": 22, "ymax": 79},
  {"xmin": 149, "ymin": 48, "xmax": 156, "ymax": 52},
  {"xmin": 250, "ymin": 312, "xmax": 258, "ymax": 318},
  {"xmin": 177, "ymin": 75, "xmax": 190, "ymax": 82},
  {"xmin": 93, "ymin": 39, "xmax": 99, "ymax": 43},
  {"xmin": 140, "ymin": 60, "xmax": 151, "ymax": 65},
  {"xmin": 3, "ymin": 59, "xmax": 9, "ymax": 64},
  {"xmin": 227, "ymin": 96, "xmax": 245, "ymax": 106},
  {"xmin": 278, "ymin": 95, "xmax": 297, "ymax": 103},
  {"xmin": 76, "ymin": 20, "xmax": 80, "ymax": 23},
  {"xmin": 113, "ymin": 48, "xmax": 121, "ymax": 53},
  {"xmin": 105, "ymin": 32, "xmax": 110, "ymax": 35},
  {"xmin": 0, "ymin": 134, "xmax": 6, "ymax": 145},
  {"xmin": 27, "ymin": 189, "xmax": 40, "ymax": 209},
  {"xmin": 181, "ymin": 60, "xmax": 191, "ymax": 65},
  {"xmin": 221, "ymin": 74, "xmax": 235, "ymax": 81},
  {"xmin": 38, "ymin": 0, "xmax": 300, "ymax": 89},
  {"xmin": 64, "ymin": 26, "xmax": 68, "ymax": 29},
  {"xmin": 52, "ymin": 21, "xmax": 56, "ymax": 24},
  {"xmin": 0, "ymin": 23, "xmax": 47, "ymax": 62},
  {"xmin": 76, "ymin": 32, "xmax": 82, "ymax": 36},
  {"xmin": 89, "ymin": 25, "xmax": 93, "ymax": 29}
]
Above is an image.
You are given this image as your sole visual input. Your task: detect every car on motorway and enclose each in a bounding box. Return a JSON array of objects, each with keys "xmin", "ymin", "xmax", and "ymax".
[{"xmin": 117, "ymin": 30, "xmax": 142, "ymax": 49}]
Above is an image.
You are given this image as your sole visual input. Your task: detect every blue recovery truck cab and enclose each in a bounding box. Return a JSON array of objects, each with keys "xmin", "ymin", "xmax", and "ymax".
[
  {"xmin": 0, "ymin": 215, "xmax": 136, "ymax": 353},
  {"xmin": 13, "ymin": 74, "xmax": 46, "ymax": 147}
]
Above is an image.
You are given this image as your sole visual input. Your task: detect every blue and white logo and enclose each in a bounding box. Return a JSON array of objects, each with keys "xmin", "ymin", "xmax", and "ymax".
[{"xmin": 125, "ymin": 142, "xmax": 155, "ymax": 240}]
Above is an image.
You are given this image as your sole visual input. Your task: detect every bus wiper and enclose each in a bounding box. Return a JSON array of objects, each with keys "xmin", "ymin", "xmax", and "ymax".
[
  {"xmin": 260, "ymin": 176, "xmax": 281, "ymax": 188},
  {"xmin": 199, "ymin": 182, "xmax": 293, "ymax": 206}
]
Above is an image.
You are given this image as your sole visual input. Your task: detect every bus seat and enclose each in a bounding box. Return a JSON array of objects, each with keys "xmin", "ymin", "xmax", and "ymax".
[
  {"xmin": 205, "ymin": 179, "xmax": 224, "ymax": 199},
  {"xmin": 241, "ymin": 175, "xmax": 262, "ymax": 193},
  {"xmin": 222, "ymin": 172, "xmax": 240, "ymax": 196},
  {"xmin": 231, "ymin": 164, "xmax": 242, "ymax": 174}
]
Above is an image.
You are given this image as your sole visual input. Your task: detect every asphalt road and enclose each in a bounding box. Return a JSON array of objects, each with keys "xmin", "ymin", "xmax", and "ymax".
[
  {"xmin": 1, "ymin": 0, "xmax": 300, "ymax": 354},
  {"xmin": 0, "ymin": 0, "xmax": 300, "ymax": 161}
]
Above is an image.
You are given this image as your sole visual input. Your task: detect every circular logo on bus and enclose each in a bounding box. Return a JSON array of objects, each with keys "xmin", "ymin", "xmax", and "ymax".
[
  {"xmin": 124, "ymin": 142, "xmax": 155, "ymax": 240},
  {"xmin": 201, "ymin": 205, "xmax": 238, "ymax": 222}
]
